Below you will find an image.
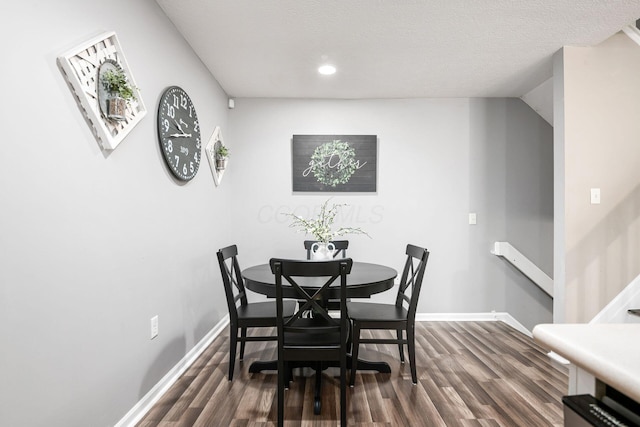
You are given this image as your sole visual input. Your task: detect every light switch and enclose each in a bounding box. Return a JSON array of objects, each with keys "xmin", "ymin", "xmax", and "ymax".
[
  {"xmin": 151, "ymin": 315, "xmax": 159, "ymax": 339},
  {"xmin": 469, "ymin": 213, "xmax": 477, "ymax": 225},
  {"xmin": 590, "ymin": 188, "xmax": 601, "ymax": 205}
]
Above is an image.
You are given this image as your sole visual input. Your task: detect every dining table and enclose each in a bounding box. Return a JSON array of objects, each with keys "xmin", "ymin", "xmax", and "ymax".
[{"xmin": 242, "ymin": 261, "xmax": 398, "ymax": 375}]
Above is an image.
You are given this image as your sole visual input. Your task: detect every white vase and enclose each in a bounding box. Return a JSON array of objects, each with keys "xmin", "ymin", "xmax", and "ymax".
[{"xmin": 310, "ymin": 242, "xmax": 335, "ymax": 260}]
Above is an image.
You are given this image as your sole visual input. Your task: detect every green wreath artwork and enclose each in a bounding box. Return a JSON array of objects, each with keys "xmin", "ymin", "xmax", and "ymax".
[
  {"xmin": 293, "ymin": 134, "xmax": 376, "ymax": 192},
  {"xmin": 309, "ymin": 140, "xmax": 359, "ymax": 187}
]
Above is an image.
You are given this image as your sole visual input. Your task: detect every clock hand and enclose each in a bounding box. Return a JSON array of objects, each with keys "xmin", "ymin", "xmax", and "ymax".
[
  {"xmin": 173, "ymin": 119, "xmax": 184, "ymax": 133},
  {"xmin": 169, "ymin": 133, "xmax": 192, "ymax": 138}
]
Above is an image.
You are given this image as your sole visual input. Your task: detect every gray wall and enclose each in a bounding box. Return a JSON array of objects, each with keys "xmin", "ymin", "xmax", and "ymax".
[
  {"xmin": 1, "ymin": 1, "xmax": 232, "ymax": 426},
  {"xmin": 1, "ymin": 3, "xmax": 553, "ymax": 426},
  {"xmin": 227, "ymin": 98, "xmax": 553, "ymax": 329}
]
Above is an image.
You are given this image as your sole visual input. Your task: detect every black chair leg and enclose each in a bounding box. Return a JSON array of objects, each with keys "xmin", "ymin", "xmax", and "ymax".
[
  {"xmin": 397, "ymin": 329, "xmax": 405, "ymax": 363},
  {"xmin": 229, "ymin": 325, "xmax": 238, "ymax": 381},
  {"xmin": 407, "ymin": 323, "xmax": 417, "ymax": 384},
  {"xmin": 314, "ymin": 363, "xmax": 322, "ymax": 415},
  {"xmin": 340, "ymin": 354, "xmax": 347, "ymax": 426},
  {"xmin": 350, "ymin": 322, "xmax": 360, "ymax": 387},
  {"xmin": 284, "ymin": 362, "xmax": 293, "ymax": 388},
  {"xmin": 239, "ymin": 327, "xmax": 247, "ymax": 360},
  {"xmin": 277, "ymin": 358, "xmax": 285, "ymax": 427}
]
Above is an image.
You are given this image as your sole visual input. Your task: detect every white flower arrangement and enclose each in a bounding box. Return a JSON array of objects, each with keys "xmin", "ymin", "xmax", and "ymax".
[{"xmin": 283, "ymin": 199, "xmax": 370, "ymax": 244}]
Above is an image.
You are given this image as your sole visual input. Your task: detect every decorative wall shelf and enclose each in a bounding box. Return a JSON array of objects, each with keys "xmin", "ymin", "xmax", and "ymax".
[
  {"xmin": 58, "ymin": 31, "xmax": 146, "ymax": 150},
  {"xmin": 205, "ymin": 126, "xmax": 228, "ymax": 186}
]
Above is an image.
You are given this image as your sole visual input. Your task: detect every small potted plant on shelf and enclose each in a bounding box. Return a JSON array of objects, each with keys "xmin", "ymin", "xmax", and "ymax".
[
  {"xmin": 215, "ymin": 144, "xmax": 230, "ymax": 170},
  {"xmin": 102, "ymin": 69, "xmax": 137, "ymax": 121}
]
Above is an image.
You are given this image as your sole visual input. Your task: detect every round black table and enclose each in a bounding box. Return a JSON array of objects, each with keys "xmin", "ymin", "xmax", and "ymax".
[
  {"xmin": 242, "ymin": 261, "xmax": 398, "ymax": 376},
  {"xmin": 243, "ymin": 261, "xmax": 397, "ymax": 299}
]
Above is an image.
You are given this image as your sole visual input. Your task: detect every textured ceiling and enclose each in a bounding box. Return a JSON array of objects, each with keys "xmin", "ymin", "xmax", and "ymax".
[{"xmin": 156, "ymin": 0, "xmax": 640, "ymax": 99}]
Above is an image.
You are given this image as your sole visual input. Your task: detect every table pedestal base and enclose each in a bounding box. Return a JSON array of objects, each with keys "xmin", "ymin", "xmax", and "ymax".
[
  {"xmin": 248, "ymin": 356, "xmax": 391, "ymax": 415},
  {"xmin": 248, "ymin": 356, "xmax": 391, "ymax": 375}
]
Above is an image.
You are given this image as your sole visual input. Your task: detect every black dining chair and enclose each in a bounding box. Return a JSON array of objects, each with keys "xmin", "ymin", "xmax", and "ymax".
[
  {"xmin": 271, "ymin": 258, "xmax": 352, "ymax": 426},
  {"xmin": 217, "ymin": 244, "xmax": 296, "ymax": 381},
  {"xmin": 304, "ymin": 240, "xmax": 349, "ymax": 259},
  {"xmin": 347, "ymin": 244, "xmax": 430, "ymax": 385}
]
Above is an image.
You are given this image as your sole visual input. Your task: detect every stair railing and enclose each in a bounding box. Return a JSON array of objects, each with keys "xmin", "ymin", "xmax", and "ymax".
[{"xmin": 491, "ymin": 241, "xmax": 554, "ymax": 298}]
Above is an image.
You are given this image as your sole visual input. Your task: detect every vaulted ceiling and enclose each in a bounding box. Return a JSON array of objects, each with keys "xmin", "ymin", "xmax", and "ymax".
[{"xmin": 156, "ymin": 0, "xmax": 640, "ymax": 100}]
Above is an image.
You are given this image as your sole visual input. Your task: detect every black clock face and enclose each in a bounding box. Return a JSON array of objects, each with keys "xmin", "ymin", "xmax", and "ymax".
[{"xmin": 157, "ymin": 86, "xmax": 201, "ymax": 181}]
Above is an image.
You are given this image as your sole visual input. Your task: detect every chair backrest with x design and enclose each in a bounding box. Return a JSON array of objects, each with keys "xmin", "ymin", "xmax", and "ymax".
[
  {"xmin": 304, "ymin": 240, "xmax": 349, "ymax": 260},
  {"xmin": 270, "ymin": 258, "xmax": 352, "ymax": 358},
  {"xmin": 395, "ymin": 244, "xmax": 430, "ymax": 320},
  {"xmin": 217, "ymin": 245, "xmax": 248, "ymax": 323}
]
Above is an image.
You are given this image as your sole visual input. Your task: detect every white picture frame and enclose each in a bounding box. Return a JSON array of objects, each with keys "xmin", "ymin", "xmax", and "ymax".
[{"xmin": 58, "ymin": 31, "xmax": 146, "ymax": 150}]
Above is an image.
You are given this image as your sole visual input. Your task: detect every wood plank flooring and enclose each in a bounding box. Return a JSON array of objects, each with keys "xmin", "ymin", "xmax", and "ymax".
[{"xmin": 136, "ymin": 321, "xmax": 568, "ymax": 426}]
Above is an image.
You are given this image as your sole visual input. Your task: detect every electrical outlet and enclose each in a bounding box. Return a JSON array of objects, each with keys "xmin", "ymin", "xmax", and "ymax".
[
  {"xmin": 469, "ymin": 213, "xmax": 477, "ymax": 225},
  {"xmin": 150, "ymin": 315, "xmax": 159, "ymax": 339}
]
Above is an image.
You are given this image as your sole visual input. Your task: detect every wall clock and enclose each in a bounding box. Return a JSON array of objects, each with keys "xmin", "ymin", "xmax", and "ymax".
[
  {"xmin": 157, "ymin": 86, "xmax": 201, "ymax": 181},
  {"xmin": 58, "ymin": 31, "xmax": 146, "ymax": 150}
]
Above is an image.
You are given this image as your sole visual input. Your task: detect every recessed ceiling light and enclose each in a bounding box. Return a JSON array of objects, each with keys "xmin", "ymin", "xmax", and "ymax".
[{"xmin": 318, "ymin": 64, "xmax": 336, "ymax": 75}]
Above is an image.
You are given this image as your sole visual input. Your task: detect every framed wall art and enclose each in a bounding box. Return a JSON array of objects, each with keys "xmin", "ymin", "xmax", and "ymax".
[
  {"xmin": 58, "ymin": 31, "xmax": 146, "ymax": 150},
  {"xmin": 292, "ymin": 134, "xmax": 377, "ymax": 192}
]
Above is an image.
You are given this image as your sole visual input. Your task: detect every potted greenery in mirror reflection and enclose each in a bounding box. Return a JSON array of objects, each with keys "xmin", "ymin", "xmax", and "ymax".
[
  {"xmin": 102, "ymin": 69, "xmax": 137, "ymax": 121},
  {"xmin": 215, "ymin": 144, "xmax": 229, "ymax": 170}
]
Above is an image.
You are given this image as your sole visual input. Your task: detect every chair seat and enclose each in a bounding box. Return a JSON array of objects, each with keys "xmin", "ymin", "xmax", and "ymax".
[
  {"xmin": 284, "ymin": 330, "xmax": 342, "ymax": 347},
  {"xmin": 238, "ymin": 300, "xmax": 297, "ymax": 321},
  {"xmin": 283, "ymin": 318, "xmax": 344, "ymax": 347},
  {"xmin": 347, "ymin": 301, "xmax": 408, "ymax": 323}
]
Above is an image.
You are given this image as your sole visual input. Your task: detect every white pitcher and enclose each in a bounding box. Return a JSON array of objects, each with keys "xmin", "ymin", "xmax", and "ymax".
[{"xmin": 310, "ymin": 242, "xmax": 335, "ymax": 260}]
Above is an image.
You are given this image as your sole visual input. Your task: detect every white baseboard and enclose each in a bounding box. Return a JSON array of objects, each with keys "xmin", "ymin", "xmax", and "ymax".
[
  {"xmin": 114, "ymin": 314, "xmax": 230, "ymax": 427},
  {"xmin": 415, "ymin": 311, "xmax": 532, "ymax": 337},
  {"xmin": 116, "ymin": 311, "xmax": 530, "ymax": 426}
]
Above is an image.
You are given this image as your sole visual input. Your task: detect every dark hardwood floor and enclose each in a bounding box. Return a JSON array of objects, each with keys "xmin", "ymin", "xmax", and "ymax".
[{"xmin": 136, "ymin": 321, "xmax": 568, "ymax": 426}]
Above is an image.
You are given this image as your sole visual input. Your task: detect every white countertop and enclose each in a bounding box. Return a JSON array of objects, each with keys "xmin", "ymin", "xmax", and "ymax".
[{"xmin": 532, "ymin": 323, "xmax": 640, "ymax": 403}]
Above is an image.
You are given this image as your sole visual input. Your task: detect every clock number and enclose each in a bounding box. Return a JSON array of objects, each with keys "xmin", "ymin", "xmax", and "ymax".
[
  {"xmin": 183, "ymin": 163, "xmax": 188, "ymax": 175},
  {"xmin": 166, "ymin": 104, "xmax": 175, "ymax": 119},
  {"xmin": 172, "ymin": 94, "xmax": 179, "ymax": 108},
  {"xmin": 190, "ymin": 162, "xmax": 195, "ymax": 174},
  {"xmin": 194, "ymin": 120, "xmax": 199, "ymax": 133},
  {"xmin": 194, "ymin": 151, "xmax": 199, "ymax": 162},
  {"xmin": 174, "ymin": 155, "xmax": 180, "ymax": 168},
  {"xmin": 180, "ymin": 94, "xmax": 188, "ymax": 109},
  {"xmin": 162, "ymin": 118, "xmax": 170, "ymax": 134},
  {"xmin": 166, "ymin": 140, "xmax": 173, "ymax": 153}
]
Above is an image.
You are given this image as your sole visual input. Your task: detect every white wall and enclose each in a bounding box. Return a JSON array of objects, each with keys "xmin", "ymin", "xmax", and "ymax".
[
  {"xmin": 559, "ymin": 32, "xmax": 640, "ymax": 323},
  {"xmin": 1, "ymin": 1, "xmax": 231, "ymax": 426},
  {"xmin": 227, "ymin": 98, "xmax": 554, "ymax": 330}
]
